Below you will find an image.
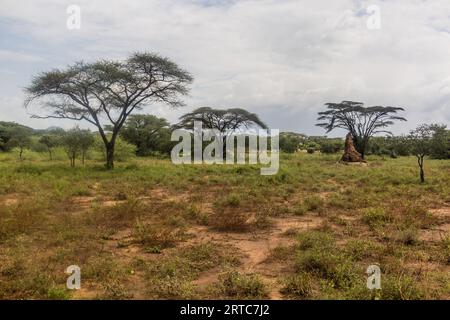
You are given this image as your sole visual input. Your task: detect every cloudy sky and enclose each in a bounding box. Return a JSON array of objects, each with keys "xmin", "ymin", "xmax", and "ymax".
[{"xmin": 0, "ymin": 0, "xmax": 449, "ymax": 136}]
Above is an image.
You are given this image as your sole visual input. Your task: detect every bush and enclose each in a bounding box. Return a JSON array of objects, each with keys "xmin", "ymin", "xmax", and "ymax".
[
  {"xmin": 395, "ymin": 227, "xmax": 419, "ymax": 246},
  {"xmin": 218, "ymin": 270, "xmax": 267, "ymax": 299},
  {"xmin": 320, "ymin": 141, "xmax": 342, "ymax": 154},
  {"xmin": 303, "ymin": 195, "xmax": 324, "ymax": 212},
  {"xmin": 133, "ymin": 221, "xmax": 182, "ymax": 250},
  {"xmin": 362, "ymin": 207, "xmax": 391, "ymax": 229},
  {"xmin": 281, "ymin": 274, "xmax": 313, "ymax": 298},
  {"xmin": 211, "ymin": 194, "xmax": 249, "ymax": 231}
]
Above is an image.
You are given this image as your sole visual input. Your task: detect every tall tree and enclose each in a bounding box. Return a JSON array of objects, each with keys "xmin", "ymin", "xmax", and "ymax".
[
  {"xmin": 316, "ymin": 101, "xmax": 406, "ymax": 159},
  {"xmin": 25, "ymin": 52, "xmax": 192, "ymax": 169},
  {"xmin": 121, "ymin": 114, "xmax": 170, "ymax": 156}
]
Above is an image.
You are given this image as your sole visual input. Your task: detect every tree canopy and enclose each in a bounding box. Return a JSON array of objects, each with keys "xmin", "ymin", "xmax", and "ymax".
[
  {"xmin": 175, "ymin": 107, "xmax": 268, "ymax": 134},
  {"xmin": 121, "ymin": 114, "xmax": 171, "ymax": 156}
]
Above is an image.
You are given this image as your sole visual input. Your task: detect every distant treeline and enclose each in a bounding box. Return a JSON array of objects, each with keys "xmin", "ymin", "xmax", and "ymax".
[
  {"xmin": 279, "ymin": 129, "xmax": 450, "ymax": 159},
  {"xmin": 1, "ymin": 119, "xmax": 449, "ymax": 165}
]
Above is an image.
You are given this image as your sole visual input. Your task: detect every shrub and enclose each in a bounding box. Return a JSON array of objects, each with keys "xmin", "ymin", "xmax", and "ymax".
[
  {"xmin": 362, "ymin": 207, "xmax": 391, "ymax": 229},
  {"xmin": 295, "ymin": 231, "xmax": 357, "ymax": 289},
  {"xmin": 218, "ymin": 270, "xmax": 267, "ymax": 299},
  {"xmin": 303, "ymin": 195, "xmax": 324, "ymax": 212},
  {"xmin": 133, "ymin": 221, "xmax": 182, "ymax": 249},
  {"xmin": 281, "ymin": 274, "xmax": 313, "ymax": 298},
  {"xmin": 211, "ymin": 194, "xmax": 249, "ymax": 231},
  {"xmin": 320, "ymin": 141, "xmax": 342, "ymax": 154},
  {"xmin": 379, "ymin": 274, "xmax": 423, "ymax": 300},
  {"xmin": 440, "ymin": 236, "xmax": 450, "ymax": 264},
  {"xmin": 396, "ymin": 227, "xmax": 419, "ymax": 246}
]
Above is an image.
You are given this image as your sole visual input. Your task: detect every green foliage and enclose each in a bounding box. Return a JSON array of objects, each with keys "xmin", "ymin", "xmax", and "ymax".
[
  {"xmin": 362, "ymin": 207, "xmax": 391, "ymax": 229},
  {"xmin": 303, "ymin": 195, "xmax": 324, "ymax": 211},
  {"xmin": 295, "ymin": 231, "xmax": 357, "ymax": 289},
  {"xmin": 0, "ymin": 122, "xmax": 34, "ymax": 152},
  {"xmin": 429, "ymin": 125, "xmax": 450, "ymax": 159},
  {"xmin": 38, "ymin": 134, "xmax": 61, "ymax": 160},
  {"xmin": 281, "ymin": 274, "xmax": 313, "ymax": 298},
  {"xmin": 121, "ymin": 114, "xmax": 173, "ymax": 156},
  {"xmin": 279, "ymin": 132, "xmax": 304, "ymax": 153},
  {"xmin": 176, "ymin": 107, "xmax": 268, "ymax": 133},
  {"xmin": 3, "ymin": 126, "xmax": 33, "ymax": 159},
  {"xmin": 218, "ymin": 270, "xmax": 267, "ymax": 299},
  {"xmin": 61, "ymin": 127, "xmax": 95, "ymax": 167},
  {"xmin": 319, "ymin": 140, "xmax": 342, "ymax": 154}
]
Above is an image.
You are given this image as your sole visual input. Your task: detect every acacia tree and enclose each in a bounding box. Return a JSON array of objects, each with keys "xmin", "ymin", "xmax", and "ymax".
[
  {"xmin": 175, "ymin": 107, "xmax": 268, "ymax": 157},
  {"xmin": 316, "ymin": 101, "xmax": 406, "ymax": 159},
  {"xmin": 408, "ymin": 124, "xmax": 445, "ymax": 183},
  {"xmin": 175, "ymin": 107, "xmax": 267, "ymax": 133},
  {"xmin": 25, "ymin": 52, "xmax": 192, "ymax": 169}
]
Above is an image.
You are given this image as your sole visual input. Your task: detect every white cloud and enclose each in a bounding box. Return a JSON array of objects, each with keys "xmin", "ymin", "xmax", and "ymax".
[{"xmin": 0, "ymin": 0, "xmax": 449, "ymax": 134}]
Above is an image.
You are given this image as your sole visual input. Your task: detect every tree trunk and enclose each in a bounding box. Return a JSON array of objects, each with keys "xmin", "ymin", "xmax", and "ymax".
[
  {"xmin": 418, "ymin": 155, "xmax": 425, "ymax": 183},
  {"xmin": 19, "ymin": 147, "xmax": 23, "ymax": 160},
  {"xmin": 106, "ymin": 143, "xmax": 115, "ymax": 170}
]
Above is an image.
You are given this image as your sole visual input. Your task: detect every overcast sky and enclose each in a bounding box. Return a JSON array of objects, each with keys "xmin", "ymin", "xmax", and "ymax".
[{"xmin": 0, "ymin": 0, "xmax": 449, "ymax": 136}]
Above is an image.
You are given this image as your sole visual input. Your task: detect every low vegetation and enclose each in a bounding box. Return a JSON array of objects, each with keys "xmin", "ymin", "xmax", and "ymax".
[{"xmin": 0, "ymin": 151, "xmax": 448, "ymax": 300}]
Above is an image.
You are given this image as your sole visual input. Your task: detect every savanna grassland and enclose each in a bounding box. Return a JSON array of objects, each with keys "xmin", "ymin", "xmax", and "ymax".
[{"xmin": 0, "ymin": 152, "xmax": 449, "ymax": 300}]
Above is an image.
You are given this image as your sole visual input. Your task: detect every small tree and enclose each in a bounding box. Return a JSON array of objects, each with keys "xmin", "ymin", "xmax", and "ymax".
[
  {"xmin": 78, "ymin": 130, "xmax": 95, "ymax": 164},
  {"xmin": 25, "ymin": 52, "xmax": 192, "ymax": 169},
  {"xmin": 317, "ymin": 101, "xmax": 406, "ymax": 159},
  {"xmin": 7, "ymin": 126, "xmax": 32, "ymax": 160},
  {"xmin": 408, "ymin": 124, "xmax": 436, "ymax": 183},
  {"xmin": 39, "ymin": 134, "xmax": 60, "ymax": 160},
  {"xmin": 62, "ymin": 129, "xmax": 80, "ymax": 167},
  {"xmin": 61, "ymin": 127, "xmax": 94, "ymax": 167}
]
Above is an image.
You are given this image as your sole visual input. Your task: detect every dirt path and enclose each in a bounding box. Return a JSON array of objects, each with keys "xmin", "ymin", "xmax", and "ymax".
[{"xmin": 188, "ymin": 214, "xmax": 324, "ymax": 299}]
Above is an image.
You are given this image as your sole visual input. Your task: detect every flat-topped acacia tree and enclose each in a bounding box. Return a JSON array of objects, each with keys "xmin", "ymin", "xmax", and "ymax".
[
  {"xmin": 316, "ymin": 101, "xmax": 407, "ymax": 159},
  {"xmin": 175, "ymin": 107, "xmax": 268, "ymax": 157},
  {"xmin": 25, "ymin": 52, "xmax": 193, "ymax": 169},
  {"xmin": 175, "ymin": 107, "xmax": 268, "ymax": 134}
]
